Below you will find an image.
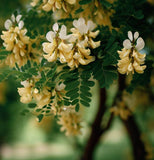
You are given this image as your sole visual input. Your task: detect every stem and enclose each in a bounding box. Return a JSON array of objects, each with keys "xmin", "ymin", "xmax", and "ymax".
[
  {"xmin": 118, "ymin": 74, "xmax": 147, "ymax": 160},
  {"xmin": 121, "ymin": 116, "xmax": 147, "ymax": 160},
  {"xmin": 80, "ymin": 88, "xmax": 107, "ymax": 160}
]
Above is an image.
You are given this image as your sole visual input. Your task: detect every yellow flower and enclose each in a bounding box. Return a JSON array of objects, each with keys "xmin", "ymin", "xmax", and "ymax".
[
  {"xmin": 110, "ymin": 101, "xmax": 131, "ymax": 120},
  {"xmin": 42, "ymin": 0, "xmax": 76, "ymax": 12},
  {"xmin": 117, "ymin": 31, "xmax": 146, "ymax": 75},
  {"xmin": 71, "ymin": 18, "xmax": 100, "ymax": 49},
  {"xmin": 58, "ymin": 42, "xmax": 73, "ymax": 63},
  {"xmin": 30, "ymin": 0, "xmax": 39, "ymax": 7},
  {"xmin": 33, "ymin": 87, "xmax": 52, "ymax": 108},
  {"xmin": 43, "ymin": 19, "xmax": 100, "ymax": 68},
  {"xmin": 18, "ymin": 87, "xmax": 32, "ymax": 103},
  {"xmin": 57, "ymin": 106, "xmax": 82, "ymax": 136},
  {"xmin": 1, "ymin": 15, "xmax": 31, "ymax": 67}
]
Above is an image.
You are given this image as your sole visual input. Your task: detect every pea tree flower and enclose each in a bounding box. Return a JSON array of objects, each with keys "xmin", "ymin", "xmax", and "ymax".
[
  {"xmin": 71, "ymin": 17, "xmax": 100, "ymax": 49},
  {"xmin": 42, "ymin": 23, "xmax": 73, "ymax": 63},
  {"xmin": 110, "ymin": 100, "xmax": 131, "ymax": 120},
  {"xmin": 117, "ymin": 31, "xmax": 146, "ymax": 75},
  {"xmin": 123, "ymin": 31, "xmax": 145, "ymax": 51},
  {"xmin": 43, "ymin": 18, "xmax": 100, "ymax": 68},
  {"xmin": 1, "ymin": 15, "xmax": 31, "ymax": 67},
  {"xmin": 57, "ymin": 106, "xmax": 82, "ymax": 136},
  {"xmin": 4, "ymin": 14, "xmax": 24, "ymax": 30},
  {"xmin": 42, "ymin": 0, "xmax": 76, "ymax": 12},
  {"xmin": 30, "ymin": 0, "xmax": 39, "ymax": 7}
]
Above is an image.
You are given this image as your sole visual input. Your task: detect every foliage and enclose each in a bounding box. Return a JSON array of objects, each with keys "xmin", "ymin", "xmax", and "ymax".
[{"xmin": 0, "ymin": 0, "xmax": 153, "ymax": 137}]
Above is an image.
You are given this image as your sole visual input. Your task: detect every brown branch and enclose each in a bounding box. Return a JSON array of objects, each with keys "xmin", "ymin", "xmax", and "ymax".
[
  {"xmin": 100, "ymin": 112, "xmax": 114, "ymax": 134},
  {"xmin": 121, "ymin": 115, "xmax": 147, "ymax": 160},
  {"xmin": 80, "ymin": 73, "xmax": 147, "ymax": 160},
  {"xmin": 80, "ymin": 88, "xmax": 107, "ymax": 160},
  {"xmin": 118, "ymin": 74, "xmax": 147, "ymax": 160}
]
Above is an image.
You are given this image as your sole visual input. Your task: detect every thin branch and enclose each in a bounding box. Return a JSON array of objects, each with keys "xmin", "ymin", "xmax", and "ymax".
[{"xmin": 100, "ymin": 112, "xmax": 114, "ymax": 134}]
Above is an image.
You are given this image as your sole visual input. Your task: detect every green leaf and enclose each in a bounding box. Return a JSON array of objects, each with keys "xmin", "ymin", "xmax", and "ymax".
[
  {"xmin": 79, "ymin": 0, "xmax": 92, "ymax": 5},
  {"xmin": 80, "ymin": 85, "xmax": 91, "ymax": 92},
  {"xmin": 0, "ymin": 50, "xmax": 11, "ymax": 55},
  {"xmin": 75, "ymin": 7, "xmax": 84, "ymax": 14},
  {"xmin": 100, "ymin": 0, "xmax": 112, "ymax": 9},
  {"xmin": 37, "ymin": 114, "xmax": 44, "ymax": 122},
  {"xmin": 133, "ymin": 10, "xmax": 144, "ymax": 19},
  {"xmin": 75, "ymin": 103, "xmax": 80, "ymax": 112},
  {"xmin": 36, "ymin": 109, "xmax": 42, "ymax": 112},
  {"xmin": 81, "ymin": 80, "xmax": 95, "ymax": 87},
  {"xmin": 64, "ymin": 100, "xmax": 71, "ymax": 106},
  {"xmin": 28, "ymin": 103, "xmax": 37, "ymax": 108},
  {"xmin": 72, "ymin": 99, "xmax": 79, "ymax": 105},
  {"xmin": 65, "ymin": 80, "xmax": 80, "ymax": 90},
  {"xmin": 66, "ymin": 88, "xmax": 79, "ymax": 97},
  {"xmin": 80, "ymin": 100, "xmax": 90, "ymax": 107},
  {"xmin": 69, "ymin": 93, "xmax": 80, "ymax": 100},
  {"xmin": 80, "ymin": 93, "xmax": 91, "ymax": 103},
  {"xmin": 92, "ymin": 61, "xmax": 118, "ymax": 88}
]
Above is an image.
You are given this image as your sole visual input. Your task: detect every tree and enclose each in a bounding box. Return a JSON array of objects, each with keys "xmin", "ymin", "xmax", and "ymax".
[{"xmin": 0, "ymin": 0, "xmax": 154, "ymax": 159}]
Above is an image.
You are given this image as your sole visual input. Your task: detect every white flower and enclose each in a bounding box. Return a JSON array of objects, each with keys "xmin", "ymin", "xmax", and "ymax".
[
  {"xmin": 21, "ymin": 80, "xmax": 31, "ymax": 88},
  {"xmin": 59, "ymin": 25, "xmax": 72, "ymax": 40},
  {"xmin": 46, "ymin": 23, "xmax": 59, "ymax": 42},
  {"xmin": 73, "ymin": 18, "xmax": 88, "ymax": 35},
  {"xmin": 4, "ymin": 14, "xmax": 24, "ymax": 30},
  {"xmin": 55, "ymin": 83, "xmax": 65, "ymax": 91},
  {"xmin": 4, "ymin": 19, "xmax": 13, "ymax": 30},
  {"xmin": 123, "ymin": 31, "xmax": 145, "ymax": 51},
  {"xmin": 72, "ymin": 18, "xmax": 97, "ymax": 35}
]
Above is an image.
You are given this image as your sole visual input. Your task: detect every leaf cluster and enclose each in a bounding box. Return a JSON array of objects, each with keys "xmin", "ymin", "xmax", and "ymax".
[{"xmin": 60, "ymin": 66, "xmax": 94, "ymax": 112}]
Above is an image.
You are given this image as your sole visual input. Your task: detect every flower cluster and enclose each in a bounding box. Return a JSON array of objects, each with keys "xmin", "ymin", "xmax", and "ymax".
[
  {"xmin": 31, "ymin": 0, "xmax": 76, "ymax": 12},
  {"xmin": 1, "ymin": 15, "xmax": 31, "ymax": 67},
  {"xmin": 117, "ymin": 31, "xmax": 146, "ymax": 75},
  {"xmin": 43, "ymin": 18, "xmax": 100, "ymax": 68},
  {"xmin": 18, "ymin": 77, "xmax": 52, "ymax": 108},
  {"xmin": 57, "ymin": 106, "xmax": 82, "ymax": 136},
  {"xmin": 110, "ymin": 100, "xmax": 131, "ymax": 120},
  {"xmin": 18, "ymin": 78, "xmax": 82, "ymax": 136}
]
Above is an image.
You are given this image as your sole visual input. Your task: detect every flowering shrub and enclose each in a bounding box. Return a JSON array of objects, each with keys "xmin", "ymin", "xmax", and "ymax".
[{"xmin": 0, "ymin": 0, "xmax": 153, "ymax": 159}]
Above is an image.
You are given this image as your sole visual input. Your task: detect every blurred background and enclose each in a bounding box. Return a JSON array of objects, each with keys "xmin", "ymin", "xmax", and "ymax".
[{"xmin": 0, "ymin": 0, "xmax": 154, "ymax": 160}]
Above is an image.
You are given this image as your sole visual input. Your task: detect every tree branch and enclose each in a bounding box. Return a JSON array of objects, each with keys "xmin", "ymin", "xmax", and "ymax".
[
  {"xmin": 121, "ymin": 115, "xmax": 147, "ymax": 160},
  {"xmin": 118, "ymin": 74, "xmax": 147, "ymax": 160},
  {"xmin": 80, "ymin": 88, "xmax": 107, "ymax": 160}
]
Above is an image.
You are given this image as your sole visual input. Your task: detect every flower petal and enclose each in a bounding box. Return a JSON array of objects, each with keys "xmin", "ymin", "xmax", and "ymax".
[
  {"xmin": 134, "ymin": 32, "xmax": 139, "ymax": 40},
  {"xmin": 59, "ymin": 25, "xmax": 67, "ymax": 39},
  {"xmin": 53, "ymin": 23, "xmax": 59, "ymax": 32},
  {"xmin": 46, "ymin": 31, "xmax": 55, "ymax": 42},
  {"xmin": 136, "ymin": 37, "xmax": 145, "ymax": 51},
  {"xmin": 4, "ymin": 19, "xmax": 12, "ymax": 30},
  {"xmin": 65, "ymin": 0, "xmax": 76, "ymax": 4},
  {"xmin": 128, "ymin": 31, "xmax": 133, "ymax": 41},
  {"xmin": 123, "ymin": 39, "xmax": 132, "ymax": 49},
  {"xmin": 87, "ymin": 20, "xmax": 96, "ymax": 31},
  {"xmin": 16, "ymin": 15, "xmax": 22, "ymax": 23},
  {"xmin": 11, "ymin": 14, "xmax": 15, "ymax": 22},
  {"xmin": 18, "ymin": 21, "xmax": 24, "ymax": 29}
]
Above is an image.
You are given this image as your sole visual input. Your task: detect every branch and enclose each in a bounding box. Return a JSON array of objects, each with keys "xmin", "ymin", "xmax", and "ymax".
[
  {"xmin": 100, "ymin": 112, "xmax": 114, "ymax": 134},
  {"xmin": 80, "ymin": 88, "xmax": 107, "ymax": 160},
  {"xmin": 121, "ymin": 115, "xmax": 147, "ymax": 160},
  {"xmin": 118, "ymin": 74, "xmax": 147, "ymax": 160}
]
